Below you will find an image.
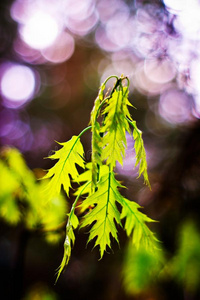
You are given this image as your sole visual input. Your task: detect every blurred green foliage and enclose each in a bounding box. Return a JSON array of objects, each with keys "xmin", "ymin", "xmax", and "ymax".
[
  {"xmin": 122, "ymin": 241, "xmax": 165, "ymax": 295},
  {"xmin": 22, "ymin": 284, "xmax": 58, "ymax": 300},
  {"xmin": 122, "ymin": 220, "xmax": 200, "ymax": 297},
  {"xmin": 0, "ymin": 146, "xmax": 68, "ymax": 243},
  {"xmin": 169, "ymin": 220, "xmax": 200, "ymax": 293}
]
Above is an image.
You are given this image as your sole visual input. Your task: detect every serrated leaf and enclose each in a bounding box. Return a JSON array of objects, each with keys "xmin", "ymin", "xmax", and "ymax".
[
  {"xmin": 80, "ymin": 166, "xmax": 123, "ymax": 258},
  {"xmin": 55, "ymin": 211, "xmax": 79, "ymax": 283},
  {"xmin": 130, "ymin": 121, "xmax": 151, "ymax": 188},
  {"xmin": 55, "ymin": 178, "xmax": 91, "ymax": 282},
  {"xmin": 74, "ymin": 163, "xmax": 93, "ymax": 197},
  {"xmin": 100, "ymin": 88, "xmax": 131, "ymax": 169},
  {"xmin": 90, "ymin": 82, "xmax": 105, "ymax": 189},
  {"xmin": 43, "ymin": 136, "xmax": 85, "ymax": 198},
  {"xmin": 120, "ymin": 198, "xmax": 158, "ymax": 250}
]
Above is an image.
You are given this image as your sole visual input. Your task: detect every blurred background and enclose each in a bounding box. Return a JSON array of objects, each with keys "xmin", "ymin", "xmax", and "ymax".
[{"xmin": 1, "ymin": 0, "xmax": 200, "ymax": 299}]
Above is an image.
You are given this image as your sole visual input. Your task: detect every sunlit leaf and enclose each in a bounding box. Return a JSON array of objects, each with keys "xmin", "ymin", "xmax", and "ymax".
[
  {"xmin": 80, "ymin": 165, "xmax": 122, "ymax": 258},
  {"xmin": 120, "ymin": 197, "xmax": 157, "ymax": 250},
  {"xmin": 100, "ymin": 88, "xmax": 130, "ymax": 169},
  {"xmin": 129, "ymin": 120, "xmax": 151, "ymax": 187},
  {"xmin": 39, "ymin": 75, "xmax": 154, "ymax": 279},
  {"xmin": 90, "ymin": 82, "xmax": 105, "ymax": 189},
  {"xmin": 43, "ymin": 136, "xmax": 85, "ymax": 198},
  {"xmin": 55, "ymin": 209, "xmax": 79, "ymax": 283}
]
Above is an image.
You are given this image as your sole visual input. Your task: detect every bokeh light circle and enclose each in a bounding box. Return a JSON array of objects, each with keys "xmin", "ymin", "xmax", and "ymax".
[
  {"xmin": 20, "ymin": 11, "xmax": 59, "ymax": 50},
  {"xmin": 0, "ymin": 64, "xmax": 36, "ymax": 108},
  {"xmin": 42, "ymin": 32, "xmax": 75, "ymax": 63},
  {"xmin": 159, "ymin": 89, "xmax": 192, "ymax": 124}
]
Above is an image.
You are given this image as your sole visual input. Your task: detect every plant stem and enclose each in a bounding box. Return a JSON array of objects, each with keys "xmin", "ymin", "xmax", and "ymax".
[{"xmin": 78, "ymin": 125, "xmax": 92, "ymax": 138}]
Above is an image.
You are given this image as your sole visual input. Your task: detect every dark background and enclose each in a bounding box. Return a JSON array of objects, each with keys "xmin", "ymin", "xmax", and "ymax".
[{"xmin": 1, "ymin": 0, "xmax": 200, "ymax": 299}]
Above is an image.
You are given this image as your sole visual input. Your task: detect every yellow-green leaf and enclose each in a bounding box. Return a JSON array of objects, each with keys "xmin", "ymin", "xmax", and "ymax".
[
  {"xmin": 120, "ymin": 197, "xmax": 158, "ymax": 250},
  {"xmin": 55, "ymin": 209, "xmax": 79, "ymax": 283},
  {"xmin": 130, "ymin": 121, "xmax": 151, "ymax": 188},
  {"xmin": 43, "ymin": 136, "xmax": 85, "ymax": 198},
  {"xmin": 80, "ymin": 166, "xmax": 122, "ymax": 258},
  {"xmin": 101, "ymin": 88, "xmax": 130, "ymax": 169}
]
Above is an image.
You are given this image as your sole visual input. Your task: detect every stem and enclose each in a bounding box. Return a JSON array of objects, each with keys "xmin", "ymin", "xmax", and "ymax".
[
  {"xmin": 121, "ymin": 76, "xmax": 130, "ymax": 89},
  {"xmin": 69, "ymin": 180, "xmax": 91, "ymax": 217},
  {"xmin": 103, "ymin": 75, "xmax": 119, "ymax": 85},
  {"xmin": 78, "ymin": 125, "xmax": 92, "ymax": 138},
  {"xmin": 125, "ymin": 117, "xmax": 141, "ymax": 135}
]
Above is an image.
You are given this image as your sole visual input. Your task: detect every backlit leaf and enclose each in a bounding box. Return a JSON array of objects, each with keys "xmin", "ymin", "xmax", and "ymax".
[
  {"xmin": 43, "ymin": 136, "xmax": 85, "ymax": 198},
  {"xmin": 120, "ymin": 197, "xmax": 157, "ymax": 249},
  {"xmin": 100, "ymin": 87, "xmax": 131, "ymax": 169},
  {"xmin": 80, "ymin": 165, "xmax": 122, "ymax": 258}
]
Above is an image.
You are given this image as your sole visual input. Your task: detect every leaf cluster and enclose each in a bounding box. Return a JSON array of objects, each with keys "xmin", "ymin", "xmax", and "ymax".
[{"xmin": 42, "ymin": 75, "xmax": 158, "ymax": 282}]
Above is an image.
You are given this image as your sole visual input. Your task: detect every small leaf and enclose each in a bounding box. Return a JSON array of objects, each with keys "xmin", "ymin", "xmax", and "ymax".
[
  {"xmin": 120, "ymin": 197, "xmax": 158, "ymax": 250},
  {"xmin": 55, "ymin": 211, "xmax": 79, "ymax": 283},
  {"xmin": 130, "ymin": 121, "xmax": 151, "ymax": 188}
]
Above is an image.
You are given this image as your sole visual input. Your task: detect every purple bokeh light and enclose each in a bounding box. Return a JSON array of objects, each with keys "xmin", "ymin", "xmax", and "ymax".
[{"xmin": 0, "ymin": 63, "xmax": 38, "ymax": 109}]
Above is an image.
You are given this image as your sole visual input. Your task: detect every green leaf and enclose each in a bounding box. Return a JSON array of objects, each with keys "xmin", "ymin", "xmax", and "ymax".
[
  {"xmin": 74, "ymin": 163, "xmax": 93, "ymax": 197},
  {"xmin": 55, "ymin": 179, "xmax": 91, "ymax": 282},
  {"xmin": 120, "ymin": 197, "xmax": 157, "ymax": 250},
  {"xmin": 80, "ymin": 165, "xmax": 122, "ymax": 258},
  {"xmin": 128, "ymin": 120, "xmax": 151, "ymax": 188},
  {"xmin": 43, "ymin": 136, "xmax": 85, "ymax": 198},
  {"xmin": 90, "ymin": 82, "xmax": 106, "ymax": 126},
  {"xmin": 55, "ymin": 211, "xmax": 79, "ymax": 283},
  {"xmin": 90, "ymin": 82, "xmax": 105, "ymax": 189},
  {"xmin": 100, "ymin": 87, "xmax": 131, "ymax": 169}
]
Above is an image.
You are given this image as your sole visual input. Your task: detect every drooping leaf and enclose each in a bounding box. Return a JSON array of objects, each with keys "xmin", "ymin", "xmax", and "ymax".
[
  {"xmin": 43, "ymin": 136, "xmax": 85, "ymax": 198},
  {"xmin": 55, "ymin": 178, "xmax": 91, "ymax": 282},
  {"xmin": 35, "ymin": 180, "xmax": 68, "ymax": 237},
  {"xmin": 90, "ymin": 81, "xmax": 106, "ymax": 126},
  {"xmin": 74, "ymin": 163, "xmax": 93, "ymax": 197},
  {"xmin": 100, "ymin": 87, "xmax": 131, "ymax": 169},
  {"xmin": 55, "ymin": 210, "xmax": 79, "ymax": 283},
  {"xmin": 120, "ymin": 197, "xmax": 157, "ymax": 250},
  {"xmin": 80, "ymin": 165, "xmax": 123, "ymax": 258},
  {"xmin": 90, "ymin": 82, "xmax": 105, "ymax": 189},
  {"xmin": 128, "ymin": 120, "xmax": 151, "ymax": 188}
]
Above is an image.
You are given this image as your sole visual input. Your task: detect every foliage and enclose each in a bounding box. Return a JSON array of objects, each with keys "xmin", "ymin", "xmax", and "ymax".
[
  {"xmin": 43, "ymin": 75, "xmax": 157, "ymax": 281},
  {"xmin": 0, "ymin": 147, "xmax": 68, "ymax": 243},
  {"xmin": 43, "ymin": 136, "xmax": 85, "ymax": 199},
  {"xmin": 122, "ymin": 241, "xmax": 165, "ymax": 295},
  {"xmin": 23, "ymin": 283, "xmax": 58, "ymax": 300},
  {"xmin": 122, "ymin": 220, "xmax": 200, "ymax": 296},
  {"xmin": 168, "ymin": 220, "xmax": 200, "ymax": 293}
]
